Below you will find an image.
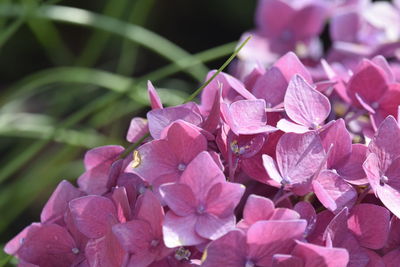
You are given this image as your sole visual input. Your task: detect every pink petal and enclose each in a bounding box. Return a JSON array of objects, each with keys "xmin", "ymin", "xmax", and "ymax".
[
  {"xmin": 200, "ymin": 70, "xmax": 255, "ymax": 114},
  {"xmin": 112, "ymin": 220, "xmax": 152, "ymax": 253},
  {"xmin": 383, "ymin": 248, "xmax": 400, "ymax": 267},
  {"xmin": 41, "ymin": 180, "xmax": 84, "ymax": 223},
  {"xmin": 294, "ymin": 201, "xmax": 317, "ymax": 237},
  {"xmin": 271, "ymin": 254, "xmax": 304, "ymax": 267},
  {"xmin": 253, "ymin": 66, "xmax": 288, "ymax": 107},
  {"xmin": 111, "ymin": 186, "xmax": 131, "ymax": 222},
  {"xmin": 12, "ymin": 224, "xmax": 78, "ymax": 267},
  {"xmin": 221, "ymin": 99, "xmax": 277, "ymax": 135},
  {"xmin": 348, "ymin": 59, "xmax": 388, "ymax": 105},
  {"xmin": 276, "ymin": 118, "xmax": 310, "ymax": 133},
  {"xmin": 273, "ymin": 52, "xmax": 313, "ymax": 84},
  {"xmin": 339, "ymin": 144, "xmax": 368, "ymax": 185},
  {"xmin": 160, "ymin": 183, "xmax": 196, "ymax": 217},
  {"xmin": 69, "ymin": 195, "xmax": 117, "ymax": 239},
  {"xmin": 276, "ymin": 131, "xmax": 326, "ymax": 195},
  {"xmin": 247, "ymin": 220, "xmax": 307, "ymax": 265},
  {"xmin": 162, "ymin": 212, "xmax": 206, "ymax": 247},
  {"xmin": 147, "ymin": 102, "xmax": 203, "ymax": 139},
  {"xmin": 293, "ymin": 240, "xmax": 349, "ymax": 267},
  {"xmin": 195, "ymin": 213, "xmax": 236, "ymax": 240},
  {"xmin": 256, "ymin": 0, "xmax": 295, "ymax": 39},
  {"xmin": 262, "ymin": 154, "xmax": 283, "ymax": 184},
  {"xmin": 126, "ymin": 117, "xmax": 148, "ymax": 143},
  {"xmin": 85, "ymin": 230, "xmax": 125, "ymax": 267},
  {"xmin": 205, "ymin": 182, "xmax": 245, "ymax": 218},
  {"xmin": 242, "ymin": 194, "xmax": 275, "ymax": 227},
  {"xmin": 313, "ymin": 170, "xmax": 357, "ymax": 214},
  {"xmin": 347, "ymin": 204, "xmax": 390, "ymax": 250},
  {"xmin": 180, "ymin": 152, "xmax": 226, "ymax": 201},
  {"xmin": 201, "ymin": 229, "xmax": 247, "ymax": 267},
  {"xmin": 166, "ymin": 120, "xmax": 208, "ymax": 164},
  {"xmin": 148, "ymin": 81, "xmax": 163, "ymax": 110},
  {"xmin": 284, "ymin": 75, "xmax": 331, "ymax": 128},
  {"xmin": 136, "ymin": 190, "xmax": 165, "ymax": 237},
  {"xmin": 319, "ymin": 119, "xmax": 352, "ymax": 168}
]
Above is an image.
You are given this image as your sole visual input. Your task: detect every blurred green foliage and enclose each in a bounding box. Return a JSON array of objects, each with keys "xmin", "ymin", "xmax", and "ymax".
[{"xmin": 0, "ymin": 0, "xmax": 256, "ymax": 263}]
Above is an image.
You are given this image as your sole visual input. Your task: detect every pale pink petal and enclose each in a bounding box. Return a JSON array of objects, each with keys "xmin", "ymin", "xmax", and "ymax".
[
  {"xmin": 162, "ymin": 212, "xmax": 206, "ymax": 247},
  {"xmin": 284, "ymin": 75, "xmax": 331, "ymax": 129},
  {"xmin": 195, "ymin": 213, "xmax": 236, "ymax": 240}
]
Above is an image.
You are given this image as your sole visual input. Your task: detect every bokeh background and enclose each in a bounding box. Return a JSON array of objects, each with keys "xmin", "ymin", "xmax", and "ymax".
[{"xmin": 0, "ymin": 0, "xmax": 257, "ymax": 262}]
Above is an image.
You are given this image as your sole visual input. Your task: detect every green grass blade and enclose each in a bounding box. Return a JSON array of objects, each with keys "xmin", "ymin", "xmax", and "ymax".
[{"xmin": 0, "ymin": 4, "xmax": 208, "ymax": 81}]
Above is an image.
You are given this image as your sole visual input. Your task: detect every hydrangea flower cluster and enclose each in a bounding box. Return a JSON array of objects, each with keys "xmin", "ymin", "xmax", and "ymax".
[{"xmin": 5, "ymin": 0, "xmax": 400, "ymax": 266}]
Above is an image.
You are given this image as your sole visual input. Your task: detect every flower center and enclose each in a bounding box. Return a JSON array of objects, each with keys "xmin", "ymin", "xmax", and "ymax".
[
  {"xmin": 380, "ymin": 175, "xmax": 389, "ymax": 186},
  {"xmin": 175, "ymin": 247, "xmax": 191, "ymax": 261},
  {"xmin": 245, "ymin": 259, "xmax": 255, "ymax": 267},
  {"xmin": 197, "ymin": 203, "xmax": 206, "ymax": 214},
  {"xmin": 72, "ymin": 247, "xmax": 80, "ymax": 254},
  {"xmin": 177, "ymin": 163, "xmax": 186, "ymax": 171},
  {"xmin": 150, "ymin": 239, "xmax": 159, "ymax": 247}
]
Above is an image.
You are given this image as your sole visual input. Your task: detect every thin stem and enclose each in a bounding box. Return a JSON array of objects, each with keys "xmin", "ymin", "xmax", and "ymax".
[{"xmin": 184, "ymin": 36, "xmax": 252, "ymax": 103}]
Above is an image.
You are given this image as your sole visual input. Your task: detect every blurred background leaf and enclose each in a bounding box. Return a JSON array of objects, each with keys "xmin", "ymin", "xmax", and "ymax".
[{"xmin": 0, "ymin": 0, "xmax": 256, "ymax": 259}]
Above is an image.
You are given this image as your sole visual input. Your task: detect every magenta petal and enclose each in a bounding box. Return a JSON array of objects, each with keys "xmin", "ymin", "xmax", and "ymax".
[
  {"xmin": 221, "ymin": 99, "xmax": 276, "ymax": 135},
  {"xmin": 160, "ymin": 183, "xmax": 196, "ymax": 216},
  {"xmin": 293, "ymin": 240, "xmax": 349, "ymax": 267},
  {"xmin": 256, "ymin": 0, "xmax": 295, "ymax": 39},
  {"xmin": 339, "ymin": 144, "xmax": 368, "ymax": 185},
  {"xmin": 294, "ymin": 201, "xmax": 317, "ymax": 237},
  {"xmin": 147, "ymin": 102, "xmax": 203, "ymax": 139},
  {"xmin": 82, "ymin": 145, "xmax": 124, "ymax": 170},
  {"xmin": 13, "ymin": 224, "xmax": 78, "ymax": 267},
  {"xmin": 247, "ymin": 220, "xmax": 307, "ymax": 265},
  {"xmin": 180, "ymin": 151, "xmax": 225, "ymax": 201},
  {"xmin": 111, "ymin": 186, "xmax": 131, "ymax": 222},
  {"xmin": 365, "ymin": 249, "xmax": 385, "ymax": 267},
  {"xmin": 69, "ymin": 195, "xmax": 117, "ymax": 239},
  {"xmin": 195, "ymin": 213, "xmax": 236, "ymax": 240},
  {"xmin": 205, "ymin": 182, "xmax": 245, "ymax": 218},
  {"xmin": 313, "ymin": 170, "xmax": 357, "ymax": 214},
  {"xmin": 347, "ymin": 204, "xmax": 390, "ymax": 250},
  {"xmin": 348, "ymin": 59, "xmax": 388, "ymax": 104},
  {"xmin": 242, "ymin": 194, "xmax": 275, "ymax": 226},
  {"xmin": 319, "ymin": 119, "xmax": 352, "ymax": 168},
  {"xmin": 200, "ymin": 70, "xmax": 255, "ymax": 113},
  {"xmin": 41, "ymin": 180, "xmax": 84, "ymax": 223},
  {"xmin": 78, "ymin": 145, "xmax": 124, "ymax": 195},
  {"xmin": 148, "ymin": 80, "xmax": 163, "ymax": 110},
  {"xmin": 383, "ymin": 248, "xmax": 400, "ymax": 267},
  {"xmin": 112, "ymin": 220, "xmax": 152, "ymax": 254},
  {"xmin": 284, "ymin": 74, "xmax": 331, "ymax": 128},
  {"xmin": 201, "ymin": 229, "xmax": 247, "ymax": 267},
  {"xmin": 271, "ymin": 254, "xmax": 304, "ymax": 267},
  {"xmin": 276, "ymin": 131, "xmax": 326, "ymax": 195},
  {"xmin": 273, "ymin": 52, "xmax": 313, "ymax": 84},
  {"xmin": 166, "ymin": 120, "xmax": 207, "ymax": 164},
  {"xmin": 136, "ymin": 190, "xmax": 165, "ymax": 237},
  {"xmin": 162, "ymin": 212, "xmax": 206, "ymax": 247},
  {"xmin": 253, "ymin": 66, "xmax": 288, "ymax": 107},
  {"xmin": 126, "ymin": 117, "xmax": 148, "ymax": 143},
  {"xmin": 369, "ymin": 115, "xmax": 400, "ymax": 170},
  {"xmin": 85, "ymin": 231, "xmax": 125, "ymax": 267},
  {"xmin": 262, "ymin": 154, "xmax": 283, "ymax": 184}
]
